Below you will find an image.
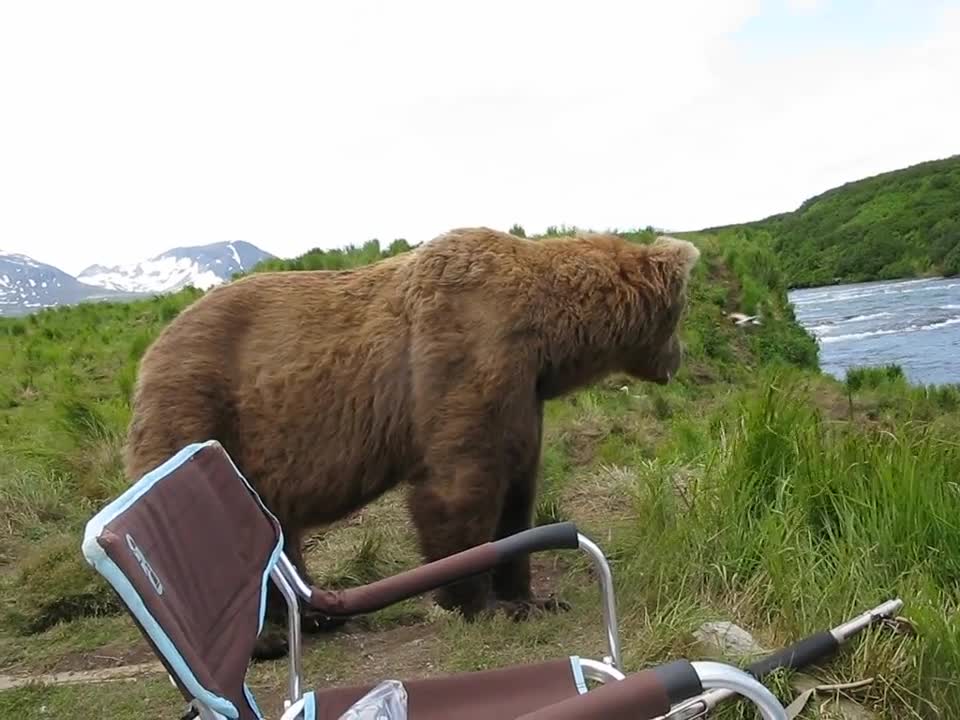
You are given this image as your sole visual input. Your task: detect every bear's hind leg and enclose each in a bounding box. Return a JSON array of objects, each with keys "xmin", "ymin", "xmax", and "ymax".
[
  {"xmin": 282, "ymin": 525, "xmax": 347, "ymax": 635},
  {"xmin": 252, "ymin": 523, "xmax": 345, "ymax": 662}
]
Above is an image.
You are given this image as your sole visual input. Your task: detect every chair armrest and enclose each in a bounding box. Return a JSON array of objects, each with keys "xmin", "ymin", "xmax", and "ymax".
[
  {"xmin": 306, "ymin": 522, "xmax": 580, "ymax": 616},
  {"xmin": 514, "ymin": 659, "xmax": 702, "ymax": 720},
  {"xmin": 514, "ymin": 659, "xmax": 789, "ymax": 720}
]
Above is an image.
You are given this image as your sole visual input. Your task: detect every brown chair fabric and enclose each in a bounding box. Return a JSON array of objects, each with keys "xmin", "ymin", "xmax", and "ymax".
[
  {"xmin": 83, "ymin": 441, "xmax": 283, "ymax": 720},
  {"xmin": 312, "ymin": 658, "xmax": 585, "ymax": 720},
  {"xmin": 513, "ymin": 667, "xmax": 672, "ymax": 720}
]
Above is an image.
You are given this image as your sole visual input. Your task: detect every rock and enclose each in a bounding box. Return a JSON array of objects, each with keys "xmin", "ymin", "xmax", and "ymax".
[{"xmin": 694, "ymin": 620, "xmax": 766, "ymax": 658}]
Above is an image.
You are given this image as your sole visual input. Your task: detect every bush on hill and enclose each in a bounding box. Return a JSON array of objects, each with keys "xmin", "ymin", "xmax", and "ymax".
[{"xmin": 710, "ymin": 155, "xmax": 960, "ymax": 288}]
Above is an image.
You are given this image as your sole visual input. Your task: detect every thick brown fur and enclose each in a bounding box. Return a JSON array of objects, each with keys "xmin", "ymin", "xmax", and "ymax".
[{"xmin": 124, "ymin": 227, "xmax": 700, "ymax": 659}]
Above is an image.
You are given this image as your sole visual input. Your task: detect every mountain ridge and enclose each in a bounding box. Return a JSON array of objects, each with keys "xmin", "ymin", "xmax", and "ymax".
[
  {"xmin": 0, "ymin": 252, "xmax": 141, "ymax": 317},
  {"xmin": 0, "ymin": 240, "xmax": 275, "ymax": 316},
  {"xmin": 77, "ymin": 240, "xmax": 274, "ymax": 294}
]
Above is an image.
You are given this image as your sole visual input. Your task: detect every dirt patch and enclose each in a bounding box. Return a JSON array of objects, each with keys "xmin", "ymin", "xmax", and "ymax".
[
  {"xmin": 684, "ymin": 360, "xmax": 720, "ymax": 385},
  {"xmin": 34, "ymin": 638, "xmax": 156, "ymax": 676},
  {"xmin": 811, "ymin": 382, "xmax": 855, "ymax": 421},
  {"xmin": 561, "ymin": 420, "xmax": 605, "ymax": 467},
  {"xmin": 560, "ymin": 465, "xmax": 638, "ymax": 527},
  {"xmin": 0, "ymin": 661, "xmax": 164, "ymax": 692},
  {"xmin": 337, "ymin": 624, "xmax": 438, "ymax": 683},
  {"xmin": 804, "ymin": 380, "xmax": 891, "ymax": 429},
  {"xmin": 0, "ymin": 629, "xmax": 162, "ymax": 691},
  {"xmin": 529, "ymin": 554, "xmax": 572, "ymax": 598}
]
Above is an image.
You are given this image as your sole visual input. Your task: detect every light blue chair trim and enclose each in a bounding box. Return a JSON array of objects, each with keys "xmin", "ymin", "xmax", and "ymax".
[
  {"xmin": 244, "ymin": 684, "xmax": 267, "ymax": 720},
  {"xmin": 81, "ymin": 440, "xmax": 284, "ymax": 720},
  {"xmin": 569, "ymin": 656, "xmax": 588, "ymax": 695}
]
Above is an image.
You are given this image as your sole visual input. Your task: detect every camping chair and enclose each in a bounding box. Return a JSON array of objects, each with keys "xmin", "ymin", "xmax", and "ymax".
[{"xmin": 81, "ymin": 440, "xmax": 788, "ymax": 720}]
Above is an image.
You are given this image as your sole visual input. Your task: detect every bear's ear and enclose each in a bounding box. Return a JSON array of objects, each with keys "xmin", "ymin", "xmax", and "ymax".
[{"xmin": 651, "ymin": 235, "xmax": 701, "ymax": 280}]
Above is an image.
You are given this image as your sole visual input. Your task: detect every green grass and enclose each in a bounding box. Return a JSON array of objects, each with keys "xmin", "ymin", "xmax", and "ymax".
[
  {"xmin": 0, "ymin": 680, "xmax": 181, "ymax": 719},
  {"xmin": 0, "ymin": 226, "xmax": 957, "ymax": 718}
]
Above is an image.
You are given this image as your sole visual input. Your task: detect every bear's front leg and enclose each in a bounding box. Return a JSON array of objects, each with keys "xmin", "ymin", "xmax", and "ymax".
[
  {"xmin": 491, "ymin": 423, "xmax": 540, "ymax": 604},
  {"xmin": 405, "ymin": 468, "xmax": 505, "ymax": 619},
  {"xmin": 490, "ymin": 425, "xmax": 571, "ymax": 618},
  {"xmin": 492, "ymin": 478, "xmax": 534, "ymax": 600}
]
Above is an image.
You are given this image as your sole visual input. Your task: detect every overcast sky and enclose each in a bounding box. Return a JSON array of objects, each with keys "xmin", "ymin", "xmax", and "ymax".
[{"xmin": 1, "ymin": 0, "xmax": 958, "ymax": 275}]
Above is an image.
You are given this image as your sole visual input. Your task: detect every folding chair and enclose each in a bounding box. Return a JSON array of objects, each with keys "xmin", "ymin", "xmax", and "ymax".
[{"xmin": 81, "ymin": 440, "xmax": 788, "ymax": 720}]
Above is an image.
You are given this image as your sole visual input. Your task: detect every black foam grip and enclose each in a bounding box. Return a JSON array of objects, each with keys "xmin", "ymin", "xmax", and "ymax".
[
  {"xmin": 491, "ymin": 522, "xmax": 580, "ymax": 560},
  {"xmin": 653, "ymin": 659, "xmax": 704, "ymax": 705},
  {"xmin": 748, "ymin": 630, "xmax": 839, "ymax": 678}
]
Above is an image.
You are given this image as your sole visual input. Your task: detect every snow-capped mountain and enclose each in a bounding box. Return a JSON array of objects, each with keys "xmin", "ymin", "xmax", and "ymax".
[
  {"xmin": 78, "ymin": 241, "xmax": 274, "ymax": 294},
  {"xmin": 0, "ymin": 240, "xmax": 276, "ymax": 316},
  {"xmin": 0, "ymin": 250, "xmax": 137, "ymax": 316}
]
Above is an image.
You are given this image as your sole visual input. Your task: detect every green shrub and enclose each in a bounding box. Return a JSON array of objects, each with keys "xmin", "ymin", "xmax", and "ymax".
[{"xmin": 845, "ymin": 364, "xmax": 906, "ymax": 393}]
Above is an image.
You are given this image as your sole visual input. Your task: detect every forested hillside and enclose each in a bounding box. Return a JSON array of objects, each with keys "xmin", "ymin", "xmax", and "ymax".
[{"xmin": 712, "ymin": 155, "xmax": 960, "ymax": 288}]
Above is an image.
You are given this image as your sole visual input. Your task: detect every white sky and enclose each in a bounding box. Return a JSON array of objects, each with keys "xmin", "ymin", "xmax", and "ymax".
[{"xmin": 1, "ymin": 0, "xmax": 958, "ymax": 275}]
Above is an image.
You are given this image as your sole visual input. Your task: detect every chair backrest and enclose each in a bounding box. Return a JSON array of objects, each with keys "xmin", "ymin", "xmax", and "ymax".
[{"xmin": 81, "ymin": 440, "xmax": 284, "ymax": 720}]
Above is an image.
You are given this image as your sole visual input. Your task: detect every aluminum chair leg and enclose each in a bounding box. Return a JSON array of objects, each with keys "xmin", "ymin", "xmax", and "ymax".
[{"xmin": 270, "ymin": 565, "xmax": 303, "ymax": 708}]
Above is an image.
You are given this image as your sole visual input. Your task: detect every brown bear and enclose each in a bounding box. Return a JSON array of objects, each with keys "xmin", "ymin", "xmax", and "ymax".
[{"xmin": 123, "ymin": 226, "xmax": 700, "ymax": 659}]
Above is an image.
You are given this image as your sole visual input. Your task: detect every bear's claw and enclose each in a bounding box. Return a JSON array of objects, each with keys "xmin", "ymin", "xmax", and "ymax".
[
  {"xmin": 497, "ymin": 594, "xmax": 572, "ymax": 620},
  {"xmin": 301, "ymin": 607, "xmax": 347, "ymax": 634}
]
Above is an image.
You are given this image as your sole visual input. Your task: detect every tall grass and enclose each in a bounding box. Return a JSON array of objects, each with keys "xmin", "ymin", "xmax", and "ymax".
[{"xmin": 607, "ymin": 371, "xmax": 959, "ymax": 717}]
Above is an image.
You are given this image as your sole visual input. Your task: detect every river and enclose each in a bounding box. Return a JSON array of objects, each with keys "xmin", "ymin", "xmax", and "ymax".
[{"xmin": 787, "ymin": 277, "xmax": 960, "ymax": 386}]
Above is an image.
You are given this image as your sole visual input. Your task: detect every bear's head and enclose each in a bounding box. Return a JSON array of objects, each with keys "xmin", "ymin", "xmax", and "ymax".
[{"xmin": 617, "ymin": 236, "xmax": 700, "ymax": 385}]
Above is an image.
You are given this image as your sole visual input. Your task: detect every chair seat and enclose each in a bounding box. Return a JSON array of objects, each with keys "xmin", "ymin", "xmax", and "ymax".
[{"xmin": 311, "ymin": 657, "xmax": 588, "ymax": 720}]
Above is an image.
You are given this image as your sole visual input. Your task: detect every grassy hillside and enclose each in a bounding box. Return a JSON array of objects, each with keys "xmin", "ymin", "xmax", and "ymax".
[
  {"xmin": 0, "ymin": 228, "xmax": 958, "ymax": 718},
  {"xmin": 709, "ymin": 155, "xmax": 960, "ymax": 288}
]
